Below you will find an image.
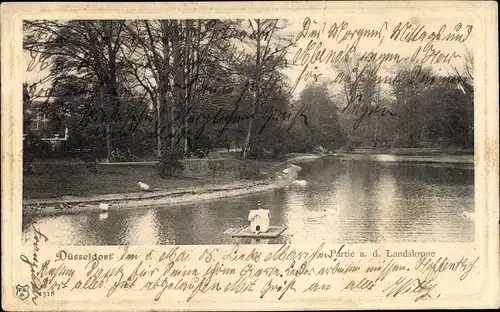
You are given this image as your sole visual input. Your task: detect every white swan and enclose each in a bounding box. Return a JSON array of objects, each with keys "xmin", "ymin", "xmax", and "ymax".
[
  {"xmin": 99, "ymin": 203, "xmax": 109, "ymax": 211},
  {"xmin": 461, "ymin": 211, "xmax": 474, "ymax": 221},
  {"xmin": 99, "ymin": 212, "xmax": 108, "ymax": 221},
  {"xmin": 291, "ymin": 180, "xmax": 307, "ymax": 187},
  {"xmin": 283, "ymin": 168, "xmax": 290, "ymax": 174},
  {"xmin": 138, "ymin": 181, "xmax": 151, "ymax": 192}
]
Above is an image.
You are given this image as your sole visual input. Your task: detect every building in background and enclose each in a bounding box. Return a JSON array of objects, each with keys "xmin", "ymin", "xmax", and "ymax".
[{"xmin": 23, "ymin": 84, "xmax": 69, "ymax": 151}]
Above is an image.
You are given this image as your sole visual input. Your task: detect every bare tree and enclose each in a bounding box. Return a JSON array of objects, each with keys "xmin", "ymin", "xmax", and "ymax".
[
  {"xmin": 123, "ymin": 19, "xmax": 244, "ymax": 155},
  {"xmin": 24, "ymin": 20, "xmax": 126, "ymax": 161},
  {"xmin": 241, "ymin": 19, "xmax": 294, "ymax": 159},
  {"xmin": 464, "ymin": 46, "xmax": 474, "ymax": 82}
]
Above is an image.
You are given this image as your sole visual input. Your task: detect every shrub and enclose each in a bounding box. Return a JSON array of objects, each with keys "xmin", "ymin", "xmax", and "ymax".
[
  {"xmin": 343, "ymin": 144, "xmax": 355, "ymax": 152},
  {"xmin": 23, "ymin": 150, "xmax": 36, "ymax": 175},
  {"xmin": 248, "ymin": 147, "xmax": 274, "ymax": 160},
  {"xmin": 193, "ymin": 149, "xmax": 208, "ymax": 159},
  {"xmin": 110, "ymin": 148, "xmax": 138, "ymax": 162},
  {"xmin": 80, "ymin": 149, "xmax": 98, "ymax": 172},
  {"xmin": 343, "ymin": 137, "xmax": 363, "ymax": 151},
  {"xmin": 157, "ymin": 148, "xmax": 184, "ymax": 178},
  {"xmin": 238, "ymin": 161, "xmax": 260, "ymax": 180},
  {"xmin": 272, "ymin": 148, "xmax": 286, "ymax": 161},
  {"xmin": 24, "ymin": 133, "xmax": 52, "ymax": 158}
]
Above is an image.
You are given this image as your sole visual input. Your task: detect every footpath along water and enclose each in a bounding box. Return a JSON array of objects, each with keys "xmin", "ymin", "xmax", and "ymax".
[{"xmin": 22, "ymin": 156, "xmax": 474, "ymax": 245}]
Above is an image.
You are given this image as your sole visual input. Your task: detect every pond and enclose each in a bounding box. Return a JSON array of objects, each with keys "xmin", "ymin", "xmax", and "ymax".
[{"xmin": 22, "ymin": 157, "xmax": 475, "ymax": 245}]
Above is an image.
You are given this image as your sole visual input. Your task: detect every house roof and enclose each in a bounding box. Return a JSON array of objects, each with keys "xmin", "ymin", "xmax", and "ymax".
[{"xmin": 248, "ymin": 209, "xmax": 270, "ymax": 221}]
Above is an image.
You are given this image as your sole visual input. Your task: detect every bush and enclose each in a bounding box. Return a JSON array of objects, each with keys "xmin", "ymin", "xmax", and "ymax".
[
  {"xmin": 23, "ymin": 150, "xmax": 36, "ymax": 175},
  {"xmin": 238, "ymin": 161, "xmax": 260, "ymax": 180},
  {"xmin": 79, "ymin": 149, "xmax": 98, "ymax": 172},
  {"xmin": 343, "ymin": 137, "xmax": 363, "ymax": 151},
  {"xmin": 110, "ymin": 148, "xmax": 138, "ymax": 162},
  {"xmin": 157, "ymin": 148, "xmax": 184, "ymax": 178},
  {"xmin": 272, "ymin": 148, "xmax": 286, "ymax": 161},
  {"xmin": 193, "ymin": 149, "xmax": 208, "ymax": 159},
  {"xmin": 248, "ymin": 147, "xmax": 273, "ymax": 160},
  {"xmin": 25, "ymin": 133, "xmax": 52, "ymax": 158},
  {"xmin": 313, "ymin": 145, "xmax": 327, "ymax": 154},
  {"xmin": 342, "ymin": 145, "xmax": 355, "ymax": 152}
]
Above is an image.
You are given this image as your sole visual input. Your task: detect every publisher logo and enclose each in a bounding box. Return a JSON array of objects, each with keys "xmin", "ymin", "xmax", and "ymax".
[{"xmin": 16, "ymin": 284, "xmax": 30, "ymax": 301}]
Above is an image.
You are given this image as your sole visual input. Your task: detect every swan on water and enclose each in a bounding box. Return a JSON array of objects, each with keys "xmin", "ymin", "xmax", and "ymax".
[
  {"xmin": 99, "ymin": 203, "xmax": 109, "ymax": 211},
  {"xmin": 291, "ymin": 180, "xmax": 307, "ymax": 187},
  {"xmin": 99, "ymin": 212, "xmax": 108, "ymax": 221},
  {"xmin": 283, "ymin": 168, "xmax": 290, "ymax": 174},
  {"xmin": 461, "ymin": 211, "xmax": 474, "ymax": 220},
  {"xmin": 138, "ymin": 181, "xmax": 151, "ymax": 192}
]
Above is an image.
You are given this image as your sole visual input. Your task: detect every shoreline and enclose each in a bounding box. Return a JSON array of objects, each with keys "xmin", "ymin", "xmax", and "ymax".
[
  {"xmin": 23, "ymin": 155, "xmax": 320, "ymax": 216},
  {"xmin": 23, "ymin": 152, "xmax": 473, "ymax": 216},
  {"xmin": 334, "ymin": 153, "xmax": 474, "ymax": 165}
]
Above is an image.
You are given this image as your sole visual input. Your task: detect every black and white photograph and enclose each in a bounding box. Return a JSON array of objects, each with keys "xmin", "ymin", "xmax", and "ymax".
[
  {"xmin": 3, "ymin": 2, "xmax": 499, "ymax": 311},
  {"xmin": 21, "ymin": 17, "xmax": 475, "ymax": 246}
]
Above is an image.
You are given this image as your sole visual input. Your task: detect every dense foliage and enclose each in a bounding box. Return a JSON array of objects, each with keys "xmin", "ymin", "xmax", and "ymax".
[
  {"xmin": 23, "ymin": 19, "xmax": 474, "ymax": 167},
  {"xmin": 157, "ymin": 147, "xmax": 184, "ymax": 178}
]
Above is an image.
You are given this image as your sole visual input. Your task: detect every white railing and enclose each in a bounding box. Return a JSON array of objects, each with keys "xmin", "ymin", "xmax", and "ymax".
[{"xmin": 23, "ymin": 128, "xmax": 69, "ymax": 142}]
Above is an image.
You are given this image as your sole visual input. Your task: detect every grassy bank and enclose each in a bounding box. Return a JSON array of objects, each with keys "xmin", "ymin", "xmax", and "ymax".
[
  {"xmin": 23, "ymin": 156, "xmax": 313, "ymax": 215},
  {"xmin": 23, "ymin": 158, "xmax": 284, "ymax": 199}
]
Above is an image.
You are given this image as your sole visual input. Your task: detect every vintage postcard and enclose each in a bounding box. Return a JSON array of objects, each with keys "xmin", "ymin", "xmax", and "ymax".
[{"xmin": 1, "ymin": 1, "xmax": 499, "ymax": 310}]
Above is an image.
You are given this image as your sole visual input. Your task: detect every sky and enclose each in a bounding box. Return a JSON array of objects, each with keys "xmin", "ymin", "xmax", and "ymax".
[
  {"xmin": 283, "ymin": 16, "xmax": 476, "ymax": 98},
  {"xmin": 24, "ymin": 14, "xmax": 477, "ymax": 102}
]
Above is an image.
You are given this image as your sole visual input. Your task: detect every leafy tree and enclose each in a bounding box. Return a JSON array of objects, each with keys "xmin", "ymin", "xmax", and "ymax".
[{"xmin": 24, "ymin": 20, "xmax": 126, "ymax": 161}]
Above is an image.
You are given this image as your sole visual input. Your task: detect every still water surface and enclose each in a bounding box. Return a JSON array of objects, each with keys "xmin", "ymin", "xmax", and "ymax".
[{"xmin": 23, "ymin": 157, "xmax": 475, "ymax": 245}]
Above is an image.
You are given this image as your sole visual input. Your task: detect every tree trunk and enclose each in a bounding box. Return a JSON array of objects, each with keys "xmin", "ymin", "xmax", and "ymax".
[
  {"xmin": 243, "ymin": 117, "xmax": 254, "ymax": 158},
  {"xmin": 374, "ymin": 85, "xmax": 380, "ymax": 145},
  {"xmin": 184, "ymin": 20, "xmax": 191, "ymax": 155},
  {"xmin": 156, "ymin": 97, "xmax": 162, "ymax": 157},
  {"xmin": 172, "ymin": 20, "xmax": 185, "ymax": 151},
  {"xmin": 100, "ymin": 84, "xmax": 112, "ymax": 162},
  {"xmin": 104, "ymin": 20, "xmax": 118, "ymax": 162},
  {"xmin": 243, "ymin": 19, "xmax": 262, "ymax": 159}
]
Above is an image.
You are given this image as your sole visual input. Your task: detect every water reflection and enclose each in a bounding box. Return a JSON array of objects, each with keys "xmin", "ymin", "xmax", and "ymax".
[
  {"xmin": 23, "ymin": 158, "xmax": 475, "ymax": 245},
  {"xmin": 121, "ymin": 210, "xmax": 160, "ymax": 245}
]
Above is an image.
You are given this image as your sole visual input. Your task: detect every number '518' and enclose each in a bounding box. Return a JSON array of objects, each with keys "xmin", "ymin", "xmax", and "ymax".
[{"xmin": 42, "ymin": 291, "xmax": 55, "ymax": 297}]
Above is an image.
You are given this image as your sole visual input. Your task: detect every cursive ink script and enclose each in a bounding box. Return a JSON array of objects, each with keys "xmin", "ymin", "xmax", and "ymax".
[
  {"xmin": 382, "ymin": 276, "xmax": 439, "ymax": 302},
  {"xmin": 342, "ymin": 94, "xmax": 395, "ymax": 129},
  {"xmin": 20, "ymin": 225, "xmax": 49, "ymax": 305}
]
